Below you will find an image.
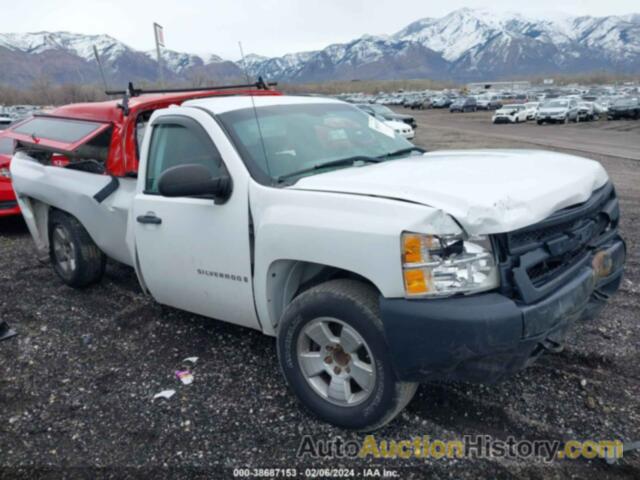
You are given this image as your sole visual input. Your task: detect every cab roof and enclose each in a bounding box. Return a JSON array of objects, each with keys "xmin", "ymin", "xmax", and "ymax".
[{"xmin": 183, "ymin": 95, "xmax": 343, "ymax": 115}]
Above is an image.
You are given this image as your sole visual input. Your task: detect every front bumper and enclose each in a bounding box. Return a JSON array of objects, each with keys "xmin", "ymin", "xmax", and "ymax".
[
  {"xmin": 379, "ymin": 238, "xmax": 625, "ymax": 383},
  {"xmin": 493, "ymin": 116, "xmax": 514, "ymax": 124},
  {"xmin": 402, "ymin": 131, "xmax": 415, "ymax": 140}
]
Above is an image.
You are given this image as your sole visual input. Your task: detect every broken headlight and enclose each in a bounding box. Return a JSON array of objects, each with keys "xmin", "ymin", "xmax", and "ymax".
[{"xmin": 401, "ymin": 232, "xmax": 499, "ymax": 298}]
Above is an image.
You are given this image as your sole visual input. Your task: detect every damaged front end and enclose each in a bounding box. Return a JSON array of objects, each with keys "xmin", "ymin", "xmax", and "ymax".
[{"xmin": 379, "ymin": 182, "xmax": 625, "ymax": 383}]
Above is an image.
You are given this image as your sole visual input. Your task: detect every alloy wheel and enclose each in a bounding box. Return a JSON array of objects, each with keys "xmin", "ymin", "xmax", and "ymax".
[
  {"xmin": 297, "ymin": 317, "xmax": 376, "ymax": 407},
  {"xmin": 52, "ymin": 226, "xmax": 76, "ymax": 275}
]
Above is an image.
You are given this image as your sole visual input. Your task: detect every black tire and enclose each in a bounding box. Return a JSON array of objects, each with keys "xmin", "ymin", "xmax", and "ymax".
[
  {"xmin": 49, "ymin": 210, "xmax": 106, "ymax": 288},
  {"xmin": 277, "ymin": 279, "xmax": 417, "ymax": 431},
  {"xmin": 537, "ymin": 120, "xmax": 543, "ymax": 125}
]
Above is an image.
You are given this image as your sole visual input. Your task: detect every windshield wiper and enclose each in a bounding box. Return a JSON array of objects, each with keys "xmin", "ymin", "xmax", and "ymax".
[
  {"xmin": 377, "ymin": 146, "xmax": 426, "ymax": 159},
  {"xmin": 276, "ymin": 155, "xmax": 380, "ymax": 182}
]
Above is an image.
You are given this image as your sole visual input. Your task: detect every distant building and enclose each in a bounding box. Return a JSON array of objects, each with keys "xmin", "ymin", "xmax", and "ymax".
[{"xmin": 467, "ymin": 81, "xmax": 531, "ymax": 91}]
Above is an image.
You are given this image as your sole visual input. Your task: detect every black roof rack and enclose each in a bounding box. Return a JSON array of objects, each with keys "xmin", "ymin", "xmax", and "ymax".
[
  {"xmin": 105, "ymin": 76, "xmax": 276, "ymax": 97},
  {"xmin": 108, "ymin": 77, "xmax": 277, "ymax": 116}
]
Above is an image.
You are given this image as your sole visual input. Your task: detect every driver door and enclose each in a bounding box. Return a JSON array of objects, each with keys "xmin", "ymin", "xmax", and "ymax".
[{"xmin": 133, "ymin": 108, "xmax": 259, "ymax": 329}]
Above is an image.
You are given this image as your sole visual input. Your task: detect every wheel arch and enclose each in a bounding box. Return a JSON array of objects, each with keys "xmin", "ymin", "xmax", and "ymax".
[
  {"xmin": 14, "ymin": 195, "xmax": 52, "ymax": 262},
  {"xmin": 262, "ymin": 259, "xmax": 380, "ymax": 336}
]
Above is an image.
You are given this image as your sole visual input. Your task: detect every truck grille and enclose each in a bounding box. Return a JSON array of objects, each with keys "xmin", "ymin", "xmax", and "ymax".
[{"xmin": 495, "ymin": 183, "xmax": 619, "ymax": 304}]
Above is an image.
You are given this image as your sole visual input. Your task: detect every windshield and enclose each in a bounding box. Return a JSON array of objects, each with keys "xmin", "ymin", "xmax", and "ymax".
[
  {"xmin": 218, "ymin": 103, "xmax": 413, "ymax": 184},
  {"xmin": 544, "ymin": 100, "xmax": 568, "ymax": 108}
]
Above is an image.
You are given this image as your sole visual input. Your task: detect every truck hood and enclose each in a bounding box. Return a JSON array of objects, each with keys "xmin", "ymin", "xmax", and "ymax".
[{"xmin": 289, "ymin": 149, "xmax": 608, "ymax": 234}]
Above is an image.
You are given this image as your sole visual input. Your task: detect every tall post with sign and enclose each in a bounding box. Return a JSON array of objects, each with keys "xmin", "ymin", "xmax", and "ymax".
[{"xmin": 154, "ymin": 22, "xmax": 165, "ymax": 86}]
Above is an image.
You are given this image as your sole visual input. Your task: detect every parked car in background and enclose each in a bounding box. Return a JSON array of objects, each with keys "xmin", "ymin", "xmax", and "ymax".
[
  {"xmin": 492, "ymin": 104, "xmax": 528, "ymax": 124},
  {"xmin": 431, "ymin": 96, "xmax": 453, "ymax": 108},
  {"xmin": 523, "ymin": 102, "xmax": 540, "ymax": 120},
  {"xmin": 477, "ymin": 95, "xmax": 502, "ymax": 111},
  {"xmin": 414, "ymin": 98, "xmax": 432, "ymax": 110},
  {"xmin": 0, "ymin": 115, "xmax": 12, "ymax": 130},
  {"xmin": 593, "ymin": 101, "xmax": 608, "ymax": 116},
  {"xmin": 577, "ymin": 102, "xmax": 599, "ymax": 122},
  {"xmin": 536, "ymin": 99, "xmax": 579, "ymax": 124},
  {"xmin": 607, "ymin": 97, "xmax": 640, "ymax": 120},
  {"xmin": 369, "ymin": 114, "xmax": 415, "ymax": 140},
  {"xmin": 356, "ymin": 104, "xmax": 417, "ymax": 129},
  {"xmin": 384, "ymin": 117, "xmax": 415, "ymax": 139},
  {"xmin": 450, "ymin": 97, "xmax": 477, "ymax": 113},
  {"xmin": 0, "ymin": 132, "xmax": 20, "ymax": 217}
]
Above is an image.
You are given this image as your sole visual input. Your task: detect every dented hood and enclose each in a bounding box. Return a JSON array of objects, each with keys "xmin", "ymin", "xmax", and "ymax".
[{"xmin": 290, "ymin": 149, "xmax": 609, "ymax": 234}]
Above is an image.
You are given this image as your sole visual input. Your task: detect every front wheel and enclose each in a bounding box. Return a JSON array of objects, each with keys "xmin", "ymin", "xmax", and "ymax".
[{"xmin": 277, "ymin": 279, "xmax": 417, "ymax": 431}]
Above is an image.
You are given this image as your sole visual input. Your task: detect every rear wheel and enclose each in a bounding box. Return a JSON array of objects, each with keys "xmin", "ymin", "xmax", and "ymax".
[
  {"xmin": 49, "ymin": 210, "xmax": 106, "ymax": 288},
  {"xmin": 277, "ymin": 279, "xmax": 417, "ymax": 430}
]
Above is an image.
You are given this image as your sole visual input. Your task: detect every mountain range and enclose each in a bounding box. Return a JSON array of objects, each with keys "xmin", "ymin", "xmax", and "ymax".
[{"xmin": 1, "ymin": 8, "xmax": 639, "ymax": 88}]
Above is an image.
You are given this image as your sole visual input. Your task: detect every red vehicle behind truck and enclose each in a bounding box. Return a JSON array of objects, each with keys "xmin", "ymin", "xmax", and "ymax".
[
  {"xmin": 0, "ymin": 133, "xmax": 20, "ymax": 217},
  {"xmin": 1, "ymin": 81, "xmax": 279, "ymax": 217}
]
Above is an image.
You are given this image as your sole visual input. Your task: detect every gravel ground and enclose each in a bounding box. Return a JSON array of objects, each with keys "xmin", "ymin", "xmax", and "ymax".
[{"xmin": 0, "ymin": 111, "xmax": 639, "ymax": 479}]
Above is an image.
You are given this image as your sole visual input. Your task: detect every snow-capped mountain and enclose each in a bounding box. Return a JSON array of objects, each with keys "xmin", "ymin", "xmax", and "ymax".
[
  {"xmin": 0, "ymin": 31, "xmax": 244, "ymax": 87},
  {"xmin": 248, "ymin": 36, "xmax": 450, "ymax": 82},
  {"xmin": 0, "ymin": 9, "xmax": 639, "ymax": 88},
  {"xmin": 143, "ymin": 49, "xmax": 227, "ymax": 74},
  {"xmin": 0, "ymin": 31, "xmax": 129, "ymax": 62},
  {"xmin": 385, "ymin": 8, "xmax": 640, "ymax": 79},
  {"xmin": 246, "ymin": 8, "xmax": 640, "ymax": 82}
]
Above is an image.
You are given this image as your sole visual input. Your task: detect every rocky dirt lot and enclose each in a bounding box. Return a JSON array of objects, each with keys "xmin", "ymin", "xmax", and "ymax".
[{"xmin": 0, "ymin": 110, "xmax": 639, "ymax": 479}]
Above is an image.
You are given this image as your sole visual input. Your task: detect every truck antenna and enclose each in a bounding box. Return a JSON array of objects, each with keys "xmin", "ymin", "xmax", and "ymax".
[{"xmin": 238, "ymin": 42, "xmax": 272, "ymax": 179}]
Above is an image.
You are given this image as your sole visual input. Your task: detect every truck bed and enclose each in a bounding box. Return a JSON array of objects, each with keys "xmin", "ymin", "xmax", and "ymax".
[{"xmin": 10, "ymin": 152, "xmax": 137, "ymax": 267}]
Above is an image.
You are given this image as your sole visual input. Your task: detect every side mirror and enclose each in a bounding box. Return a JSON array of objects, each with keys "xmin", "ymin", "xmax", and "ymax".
[{"xmin": 158, "ymin": 164, "xmax": 232, "ymax": 204}]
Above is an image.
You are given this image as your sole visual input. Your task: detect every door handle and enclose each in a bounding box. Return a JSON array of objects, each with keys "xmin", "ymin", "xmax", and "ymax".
[{"xmin": 137, "ymin": 214, "xmax": 162, "ymax": 225}]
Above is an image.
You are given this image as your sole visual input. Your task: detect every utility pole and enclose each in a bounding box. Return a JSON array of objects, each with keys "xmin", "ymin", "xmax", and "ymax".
[
  {"xmin": 154, "ymin": 22, "xmax": 165, "ymax": 87},
  {"xmin": 92, "ymin": 45, "xmax": 109, "ymax": 92}
]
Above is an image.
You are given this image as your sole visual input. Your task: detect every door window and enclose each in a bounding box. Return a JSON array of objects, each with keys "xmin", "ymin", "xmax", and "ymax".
[{"xmin": 145, "ymin": 118, "xmax": 226, "ymax": 194}]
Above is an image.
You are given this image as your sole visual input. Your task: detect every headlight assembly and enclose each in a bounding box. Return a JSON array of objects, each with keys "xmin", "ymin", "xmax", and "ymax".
[{"xmin": 401, "ymin": 232, "xmax": 499, "ymax": 298}]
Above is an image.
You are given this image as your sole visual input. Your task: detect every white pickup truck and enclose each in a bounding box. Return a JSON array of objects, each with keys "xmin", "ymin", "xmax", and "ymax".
[{"xmin": 9, "ymin": 91, "xmax": 626, "ymax": 430}]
